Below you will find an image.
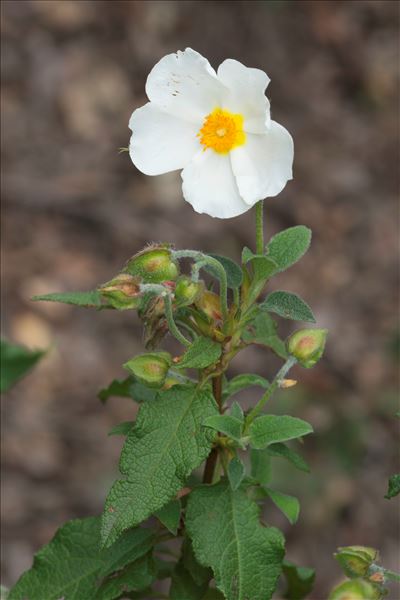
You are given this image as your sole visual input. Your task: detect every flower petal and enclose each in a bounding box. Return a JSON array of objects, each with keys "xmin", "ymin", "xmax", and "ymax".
[
  {"xmin": 146, "ymin": 48, "xmax": 226, "ymax": 122},
  {"xmin": 230, "ymin": 121, "xmax": 294, "ymax": 205},
  {"xmin": 181, "ymin": 150, "xmax": 249, "ymax": 219},
  {"xmin": 129, "ymin": 103, "xmax": 200, "ymax": 175},
  {"xmin": 217, "ymin": 58, "xmax": 271, "ymax": 134}
]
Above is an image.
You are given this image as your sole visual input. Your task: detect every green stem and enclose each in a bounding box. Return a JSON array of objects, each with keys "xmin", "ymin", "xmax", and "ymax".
[
  {"xmin": 172, "ymin": 250, "xmax": 229, "ymax": 321},
  {"xmin": 246, "ymin": 355, "xmax": 297, "ymax": 425},
  {"xmin": 255, "ymin": 200, "xmax": 264, "ymax": 255},
  {"xmin": 384, "ymin": 569, "xmax": 400, "ymax": 582},
  {"xmin": 163, "ymin": 293, "xmax": 191, "ymax": 347}
]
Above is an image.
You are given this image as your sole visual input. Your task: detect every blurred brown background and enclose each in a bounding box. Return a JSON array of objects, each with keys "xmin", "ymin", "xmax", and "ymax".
[{"xmin": 1, "ymin": 0, "xmax": 399, "ymax": 597}]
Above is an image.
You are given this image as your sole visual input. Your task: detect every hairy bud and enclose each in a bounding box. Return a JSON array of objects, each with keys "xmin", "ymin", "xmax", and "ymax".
[
  {"xmin": 98, "ymin": 274, "xmax": 142, "ymax": 310},
  {"xmin": 195, "ymin": 290, "xmax": 222, "ymax": 321},
  {"xmin": 174, "ymin": 276, "xmax": 204, "ymax": 307},
  {"xmin": 328, "ymin": 579, "xmax": 381, "ymax": 600},
  {"xmin": 123, "ymin": 352, "xmax": 171, "ymax": 388},
  {"xmin": 124, "ymin": 245, "xmax": 179, "ymax": 283},
  {"xmin": 334, "ymin": 546, "xmax": 379, "ymax": 579},
  {"xmin": 287, "ymin": 328, "xmax": 328, "ymax": 368}
]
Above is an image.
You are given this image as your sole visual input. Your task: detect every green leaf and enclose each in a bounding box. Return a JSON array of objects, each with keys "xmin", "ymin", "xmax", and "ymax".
[
  {"xmin": 101, "ymin": 384, "xmax": 218, "ymax": 547},
  {"xmin": 241, "ymin": 246, "xmax": 254, "ymax": 264},
  {"xmin": 202, "ymin": 589, "xmax": 225, "ymax": 599},
  {"xmin": 250, "ymin": 448, "xmax": 272, "ymax": 485},
  {"xmin": 385, "ymin": 474, "xmax": 400, "ymax": 499},
  {"xmin": 98, "ymin": 377, "xmax": 135, "ymax": 403},
  {"xmin": 206, "ymin": 254, "xmax": 243, "ymax": 289},
  {"xmin": 224, "ymin": 373, "xmax": 269, "ymax": 399},
  {"xmin": 230, "ymin": 401, "xmax": 244, "ymax": 421},
  {"xmin": 170, "ymin": 562, "xmax": 209, "ymax": 600},
  {"xmin": 265, "ymin": 488, "xmax": 300, "ymax": 524},
  {"xmin": 155, "ymin": 498, "xmax": 181, "ymax": 534},
  {"xmin": 242, "ymin": 311, "xmax": 288, "ymax": 359},
  {"xmin": 0, "ymin": 339, "xmax": 45, "ymax": 393},
  {"xmin": 98, "ymin": 377, "xmax": 157, "ymax": 404},
  {"xmin": 108, "ymin": 421, "xmax": 135, "ymax": 436},
  {"xmin": 177, "ymin": 337, "xmax": 222, "ymax": 369},
  {"xmin": 267, "ymin": 443, "xmax": 310, "ymax": 473},
  {"xmin": 265, "ymin": 226, "xmax": 312, "ymax": 273},
  {"xmin": 182, "ymin": 537, "xmax": 212, "ymax": 587},
  {"xmin": 32, "ymin": 290, "xmax": 103, "ymax": 308},
  {"xmin": 95, "ymin": 554, "xmax": 155, "ymax": 600},
  {"xmin": 227, "ymin": 457, "xmax": 245, "ymax": 491},
  {"xmin": 9, "ymin": 516, "xmax": 155, "ymax": 600},
  {"xmin": 261, "ymin": 291, "xmax": 316, "ymax": 323},
  {"xmin": 249, "ymin": 415, "xmax": 313, "ymax": 449},
  {"xmin": 282, "ymin": 560, "xmax": 315, "ymax": 600},
  {"xmin": 186, "ymin": 480, "xmax": 285, "ymax": 600},
  {"xmin": 203, "ymin": 414, "xmax": 243, "ymax": 442}
]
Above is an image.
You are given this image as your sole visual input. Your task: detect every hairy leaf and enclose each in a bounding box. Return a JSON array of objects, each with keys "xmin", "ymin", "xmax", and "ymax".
[
  {"xmin": 385, "ymin": 474, "xmax": 400, "ymax": 499},
  {"xmin": 230, "ymin": 401, "xmax": 244, "ymax": 421},
  {"xmin": 250, "ymin": 448, "xmax": 272, "ymax": 485},
  {"xmin": 9, "ymin": 517, "xmax": 154, "ymax": 600},
  {"xmin": 265, "ymin": 488, "xmax": 300, "ymax": 524},
  {"xmin": 98, "ymin": 377, "xmax": 135, "ymax": 403},
  {"xmin": 203, "ymin": 415, "xmax": 243, "ymax": 442},
  {"xmin": 261, "ymin": 291, "xmax": 315, "ymax": 323},
  {"xmin": 265, "ymin": 226, "xmax": 311, "ymax": 273},
  {"xmin": 32, "ymin": 290, "xmax": 103, "ymax": 308},
  {"xmin": 108, "ymin": 421, "xmax": 135, "ymax": 437},
  {"xmin": 224, "ymin": 373, "xmax": 269, "ymax": 399},
  {"xmin": 182, "ymin": 538, "xmax": 212, "ymax": 587},
  {"xmin": 267, "ymin": 443, "xmax": 310, "ymax": 473},
  {"xmin": 282, "ymin": 560, "xmax": 315, "ymax": 600},
  {"xmin": 186, "ymin": 481, "xmax": 285, "ymax": 600},
  {"xmin": 227, "ymin": 457, "xmax": 245, "ymax": 491},
  {"xmin": 1, "ymin": 339, "xmax": 45, "ymax": 393},
  {"xmin": 155, "ymin": 498, "xmax": 181, "ymax": 534},
  {"xmin": 242, "ymin": 311, "xmax": 288, "ymax": 359},
  {"xmin": 177, "ymin": 337, "xmax": 222, "ymax": 369},
  {"xmin": 249, "ymin": 415, "xmax": 313, "ymax": 449},
  {"xmin": 206, "ymin": 254, "xmax": 243, "ymax": 289},
  {"xmin": 101, "ymin": 384, "xmax": 217, "ymax": 547}
]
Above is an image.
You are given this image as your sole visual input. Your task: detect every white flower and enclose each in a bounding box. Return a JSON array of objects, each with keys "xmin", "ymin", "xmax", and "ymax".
[{"xmin": 129, "ymin": 48, "xmax": 293, "ymax": 219}]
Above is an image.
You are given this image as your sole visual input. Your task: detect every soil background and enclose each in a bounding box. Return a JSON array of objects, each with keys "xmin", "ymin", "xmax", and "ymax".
[{"xmin": 1, "ymin": 1, "xmax": 399, "ymax": 598}]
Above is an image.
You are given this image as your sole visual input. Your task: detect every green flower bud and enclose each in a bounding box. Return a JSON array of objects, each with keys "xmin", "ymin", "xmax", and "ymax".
[
  {"xmin": 124, "ymin": 245, "xmax": 179, "ymax": 283},
  {"xmin": 334, "ymin": 546, "xmax": 379, "ymax": 579},
  {"xmin": 123, "ymin": 352, "xmax": 171, "ymax": 388},
  {"xmin": 287, "ymin": 328, "xmax": 328, "ymax": 368},
  {"xmin": 328, "ymin": 579, "xmax": 381, "ymax": 600},
  {"xmin": 174, "ymin": 276, "xmax": 204, "ymax": 307},
  {"xmin": 98, "ymin": 274, "xmax": 142, "ymax": 310},
  {"xmin": 195, "ymin": 290, "xmax": 222, "ymax": 321}
]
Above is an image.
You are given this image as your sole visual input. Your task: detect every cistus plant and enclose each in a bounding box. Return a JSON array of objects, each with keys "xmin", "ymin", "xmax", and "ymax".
[{"xmin": 9, "ymin": 49, "xmax": 328, "ymax": 600}]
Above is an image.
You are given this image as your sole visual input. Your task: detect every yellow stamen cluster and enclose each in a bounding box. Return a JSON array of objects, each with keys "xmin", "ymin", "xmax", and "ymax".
[{"xmin": 198, "ymin": 108, "xmax": 246, "ymax": 154}]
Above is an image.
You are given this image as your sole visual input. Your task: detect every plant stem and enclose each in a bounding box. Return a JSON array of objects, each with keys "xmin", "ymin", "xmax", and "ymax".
[
  {"xmin": 202, "ymin": 374, "xmax": 223, "ymax": 484},
  {"xmin": 246, "ymin": 355, "xmax": 297, "ymax": 425},
  {"xmin": 384, "ymin": 569, "xmax": 400, "ymax": 582},
  {"xmin": 163, "ymin": 293, "xmax": 191, "ymax": 347},
  {"xmin": 255, "ymin": 200, "xmax": 264, "ymax": 255}
]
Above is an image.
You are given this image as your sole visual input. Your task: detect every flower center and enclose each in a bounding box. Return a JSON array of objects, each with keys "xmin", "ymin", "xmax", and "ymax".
[{"xmin": 197, "ymin": 108, "xmax": 246, "ymax": 154}]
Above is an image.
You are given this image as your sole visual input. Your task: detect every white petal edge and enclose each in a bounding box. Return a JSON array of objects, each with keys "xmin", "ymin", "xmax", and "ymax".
[
  {"xmin": 145, "ymin": 48, "xmax": 227, "ymax": 123},
  {"xmin": 230, "ymin": 121, "xmax": 294, "ymax": 206},
  {"xmin": 217, "ymin": 58, "xmax": 271, "ymax": 134},
  {"xmin": 129, "ymin": 103, "xmax": 201, "ymax": 176},
  {"xmin": 181, "ymin": 150, "xmax": 250, "ymax": 219}
]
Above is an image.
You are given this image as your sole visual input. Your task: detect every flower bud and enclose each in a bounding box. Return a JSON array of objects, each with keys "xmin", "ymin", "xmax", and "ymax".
[
  {"xmin": 98, "ymin": 274, "xmax": 142, "ymax": 310},
  {"xmin": 195, "ymin": 290, "xmax": 222, "ymax": 321},
  {"xmin": 287, "ymin": 328, "xmax": 328, "ymax": 368},
  {"xmin": 124, "ymin": 245, "xmax": 179, "ymax": 283},
  {"xmin": 328, "ymin": 579, "xmax": 381, "ymax": 600},
  {"xmin": 174, "ymin": 276, "xmax": 204, "ymax": 307},
  {"xmin": 123, "ymin": 352, "xmax": 171, "ymax": 388},
  {"xmin": 334, "ymin": 546, "xmax": 378, "ymax": 579}
]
